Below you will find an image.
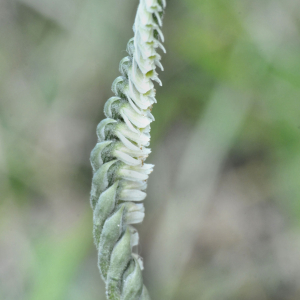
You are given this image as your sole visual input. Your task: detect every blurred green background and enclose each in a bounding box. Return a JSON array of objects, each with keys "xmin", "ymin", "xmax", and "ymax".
[{"xmin": 1, "ymin": 0, "xmax": 300, "ymax": 299}]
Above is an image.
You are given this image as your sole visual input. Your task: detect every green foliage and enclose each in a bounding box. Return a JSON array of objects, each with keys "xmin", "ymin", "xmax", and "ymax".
[{"xmin": 28, "ymin": 212, "xmax": 92, "ymax": 300}]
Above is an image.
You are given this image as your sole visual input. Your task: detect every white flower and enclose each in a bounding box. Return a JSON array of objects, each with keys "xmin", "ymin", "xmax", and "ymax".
[{"xmin": 124, "ymin": 202, "xmax": 145, "ymax": 224}]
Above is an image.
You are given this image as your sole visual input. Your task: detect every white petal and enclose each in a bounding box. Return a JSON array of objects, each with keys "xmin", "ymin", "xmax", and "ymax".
[
  {"xmin": 146, "ymin": 111, "xmax": 155, "ymax": 121},
  {"xmin": 121, "ymin": 106, "xmax": 152, "ymax": 128},
  {"xmin": 121, "ymin": 180, "xmax": 148, "ymax": 190},
  {"xmin": 154, "ymin": 11, "xmax": 162, "ymax": 27},
  {"xmin": 119, "ymin": 189, "xmax": 147, "ymax": 201},
  {"xmin": 118, "ymin": 169, "xmax": 149, "ymax": 181},
  {"xmin": 127, "ymin": 93, "xmax": 142, "ymax": 114},
  {"xmin": 127, "ymin": 80, "xmax": 151, "ymax": 110},
  {"xmin": 117, "ymin": 123, "xmax": 150, "ymax": 146},
  {"xmin": 144, "ymin": 0, "xmax": 163, "ymax": 13},
  {"xmin": 134, "ymin": 45, "xmax": 155, "ymax": 74},
  {"xmin": 129, "ymin": 59, "xmax": 153, "ymax": 94},
  {"xmin": 128, "ymin": 163, "xmax": 154, "ymax": 175},
  {"xmin": 135, "ymin": 31, "xmax": 157, "ymax": 58},
  {"xmin": 136, "ymin": 1, "xmax": 153, "ymax": 26},
  {"xmin": 157, "ymin": 40, "xmax": 166, "ymax": 53},
  {"xmin": 155, "ymin": 59, "xmax": 164, "ymax": 71},
  {"xmin": 142, "ymin": 124, "xmax": 151, "ymax": 134},
  {"xmin": 114, "ymin": 150, "xmax": 142, "ymax": 166},
  {"xmin": 120, "ymin": 110, "xmax": 139, "ymax": 133},
  {"xmin": 136, "ymin": 25, "xmax": 153, "ymax": 43},
  {"xmin": 152, "ymin": 75, "xmax": 162, "ymax": 86},
  {"xmin": 124, "ymin": 203, "xmax": 145, "ymax": 224},
  {"xmin": 155, "ymin": 26, "xmax": 164, "ymax": 42},
  {"xmin": 115, "ymin": 131, "xmax": 141, "ymax": 151},
  {"xmin": 116, "ymin": 142, "xmax": 151, "ymax": 160},
  {"xmin": 126, "ymin": 211, "xmax": 145, "ymax": 224}
]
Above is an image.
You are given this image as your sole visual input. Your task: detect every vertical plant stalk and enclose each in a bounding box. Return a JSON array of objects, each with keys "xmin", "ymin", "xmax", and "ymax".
[{"xmin": 90, "ymin": 0, "xmax": 166, "ymax": 299}]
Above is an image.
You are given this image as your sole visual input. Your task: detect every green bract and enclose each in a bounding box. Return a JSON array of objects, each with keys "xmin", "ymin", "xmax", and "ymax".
[{"xmin": 90, "ymin": 0, "xmax": 166, "ymax": 299}]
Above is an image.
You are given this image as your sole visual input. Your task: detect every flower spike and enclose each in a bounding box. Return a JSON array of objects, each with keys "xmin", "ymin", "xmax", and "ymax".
[{"xmin": 90, "ymin": 1, "xmax": 166, "ymax": 299}]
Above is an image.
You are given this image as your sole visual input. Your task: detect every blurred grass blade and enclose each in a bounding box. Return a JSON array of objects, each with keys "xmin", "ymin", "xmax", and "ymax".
[{"xmin": 29, "ymin": 211, "xmax": 92, "ymax": 300}]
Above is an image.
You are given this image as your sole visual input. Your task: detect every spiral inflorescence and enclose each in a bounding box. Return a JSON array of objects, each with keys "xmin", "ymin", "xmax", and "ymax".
[{"xmin": 90, "ymin": 1, "xmax": 166, "ymax": 299}]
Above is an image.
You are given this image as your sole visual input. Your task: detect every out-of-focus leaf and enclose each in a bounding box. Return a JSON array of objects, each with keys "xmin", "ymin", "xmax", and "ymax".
[{"xmin": 28, "ymin": 211, "xmax": 92, "ymax": 300}]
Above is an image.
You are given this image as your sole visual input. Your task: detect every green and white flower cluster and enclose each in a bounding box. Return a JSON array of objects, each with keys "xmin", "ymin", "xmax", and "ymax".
[{"xmin": 90, "ymin": 0, "xmax": 166, "ymax": 299}]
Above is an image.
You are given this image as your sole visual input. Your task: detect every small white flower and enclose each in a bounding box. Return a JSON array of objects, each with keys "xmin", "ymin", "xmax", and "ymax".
[
  {"xmin": 124, "ymin": 203, "xmax": 145, "ymax": 224},
  {"xmin": 118, "ymin": 168, "xmax": 149, "ymax": 182},
  {"xmin": 119, "ymin": 189, "xmax": 147, "ymax": 201}
]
